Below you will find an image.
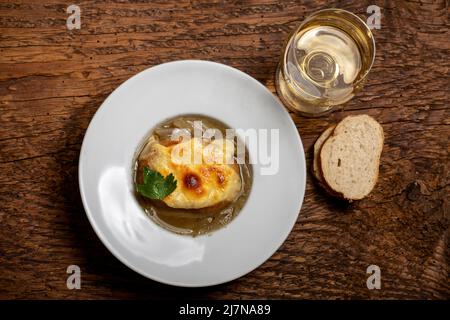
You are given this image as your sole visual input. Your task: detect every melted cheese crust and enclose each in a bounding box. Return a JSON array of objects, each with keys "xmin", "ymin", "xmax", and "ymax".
[{"xmin": 139, "ymin": 137, "xmax": 242, "ymax": 209}]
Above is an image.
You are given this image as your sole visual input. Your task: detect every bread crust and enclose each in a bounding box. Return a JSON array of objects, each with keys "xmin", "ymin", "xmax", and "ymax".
[
  {"xmin": 312, "ymin": 125, "xmax": 345, "ymax": 198},
  {"xmin": 313, "ymin": 125, "xmax": 335, "ymax": 182}
]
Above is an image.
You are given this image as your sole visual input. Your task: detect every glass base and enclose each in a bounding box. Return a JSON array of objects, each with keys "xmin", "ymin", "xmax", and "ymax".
[{"xmin": 275, "ymin": 64, "xmax": 335, "ymax": 118}]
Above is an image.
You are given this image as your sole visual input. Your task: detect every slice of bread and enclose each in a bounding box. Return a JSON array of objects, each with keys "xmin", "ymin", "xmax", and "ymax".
[
  {"xmin": 313, "ymin": 125, "xmax": 335, "ymax": 182},
  {"xmin": 319, "ymin": 115, "xmax": 384, "ymax": 200}
]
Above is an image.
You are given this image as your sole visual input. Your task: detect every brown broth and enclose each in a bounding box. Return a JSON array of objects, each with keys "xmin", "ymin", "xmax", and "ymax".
[{"xmin": 133, "ymin": 115, "xmax": 252, "ymax": 236}]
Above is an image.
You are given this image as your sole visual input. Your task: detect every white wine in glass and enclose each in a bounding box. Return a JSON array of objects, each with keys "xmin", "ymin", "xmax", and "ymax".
[{"xmin": 276, "ymin": 9, "xmax": 376, "ymax": 116}]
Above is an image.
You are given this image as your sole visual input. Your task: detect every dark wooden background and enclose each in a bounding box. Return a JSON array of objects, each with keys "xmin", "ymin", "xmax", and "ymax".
[{"xmin": 0, "ymin": 0, "xmax": 448, "ymax": 299}]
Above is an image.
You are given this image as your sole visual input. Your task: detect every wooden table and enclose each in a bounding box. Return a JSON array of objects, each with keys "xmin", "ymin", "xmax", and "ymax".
[{"xmin": 0, "ymin": 0, "xmax": 448, "ymax": 299}]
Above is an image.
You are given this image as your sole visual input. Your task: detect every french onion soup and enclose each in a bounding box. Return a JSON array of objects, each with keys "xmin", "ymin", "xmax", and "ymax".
[{"xmin": 133, "ymin": 115, "xmax": 252, "ymax": 236}]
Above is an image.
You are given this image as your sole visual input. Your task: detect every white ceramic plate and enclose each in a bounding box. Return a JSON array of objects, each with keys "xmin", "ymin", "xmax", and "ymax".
[{"xmin": 79, "ymin": 60, "xmax": 306, "ymax": 287}]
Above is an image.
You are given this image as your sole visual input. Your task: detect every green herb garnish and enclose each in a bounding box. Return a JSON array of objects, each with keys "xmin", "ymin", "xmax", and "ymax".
[{"xmin": 136, "ymin": 167, "xmax": 177, "ymax": 200}]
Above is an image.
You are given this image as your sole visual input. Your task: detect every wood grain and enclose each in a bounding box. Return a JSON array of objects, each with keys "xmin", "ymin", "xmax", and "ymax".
[{"xmin": 0, "ymin": 0, "xmax": 449, "ymax": 299}]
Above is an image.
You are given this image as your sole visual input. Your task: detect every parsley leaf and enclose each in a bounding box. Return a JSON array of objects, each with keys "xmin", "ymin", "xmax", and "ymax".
[{"xmin": 136, "ymin": 167, "xmax": 177, "ymax": 200}]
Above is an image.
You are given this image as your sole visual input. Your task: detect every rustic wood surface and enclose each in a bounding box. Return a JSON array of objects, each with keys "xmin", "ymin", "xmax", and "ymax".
[{"xmin": 0, "ymin": 0, "xmax": 449, "ymax": 299}]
